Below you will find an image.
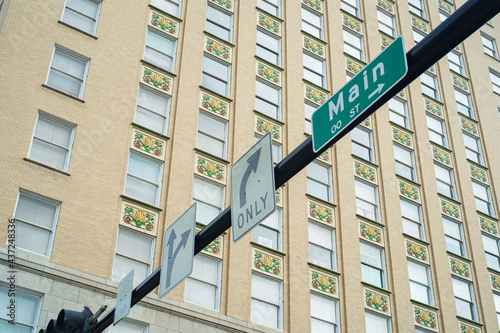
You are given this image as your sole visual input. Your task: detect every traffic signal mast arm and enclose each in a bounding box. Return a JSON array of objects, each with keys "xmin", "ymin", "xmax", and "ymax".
[{"xmin": 88, "ymin": 0, "xmax": 500, "ymax": 331}]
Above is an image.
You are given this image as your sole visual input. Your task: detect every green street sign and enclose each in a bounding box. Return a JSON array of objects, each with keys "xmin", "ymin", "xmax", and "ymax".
[{"xmin": 312, "ymin": 36, "xmax": 407, "ymax": 152}]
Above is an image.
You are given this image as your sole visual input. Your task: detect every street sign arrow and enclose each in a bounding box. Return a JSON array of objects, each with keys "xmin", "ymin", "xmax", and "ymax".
[
  {"xmin": 312, "ymin": 35, "xmax": 407, "ymax": 152},
  {"xmin": 159, "ymin": 203, "xmax": 196, "ymax": 299},
  {"xmin": 231, "ymin": 132, "xmax": 276, "ymax": 243}
]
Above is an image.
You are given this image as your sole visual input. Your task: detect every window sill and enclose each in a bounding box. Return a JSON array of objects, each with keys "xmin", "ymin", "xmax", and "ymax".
[
  {"xmin": 41, "ymin": 84, "xmax": 85, "ymax": 103},
  {"xmin": 57, "ymin": 20, "xmax": 98, "ymax": 40},
  {"xmin": 23, "ymin": 158, "xmax": 71, "ymax": 176}
]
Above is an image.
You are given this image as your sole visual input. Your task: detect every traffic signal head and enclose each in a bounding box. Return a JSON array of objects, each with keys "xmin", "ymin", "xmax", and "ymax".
[{"xmin": 55, "ymin": 307, "xmax": 94, "ymax": 333}]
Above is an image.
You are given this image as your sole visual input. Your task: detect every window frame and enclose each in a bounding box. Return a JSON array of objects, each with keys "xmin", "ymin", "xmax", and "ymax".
[
  {"xmin": 394, "ymin": 143, "xmax": 417, "ymax": 182},
  {"xmin": 481, "ymin": 32, "xmax": 499, "ymax": 59},
  {"xmin": 434, "ymin": 162, "xmax": 456, "ymax": 199},
  {"xmin": 482, "ymin": 233, "xmax": 500, "ymax": 271},
  {"xmin": 151, "ymin": 0, "xmax": 182, "ymax": 17},
  {"xmin": 201, "ymin": 54, "xmax": 231, "ymax": 97},
  {"xmin": 257, "ymin": 0, "xmax": 280, "ymax": 17},
  {"xmin": 388, "ymin": 97, "xmax": 409, "ymax": 129},
  {"xmin": 343, "ymin": 28, "xmax": 364, "ymax": 61},
  {"xmin": 134, "ymin": 84, "xmax": 171, "ymax": 136},
  {"xmin": 413, "ymin": 28, "xmax": 426, "ymax": 45},
  {"xmin": 0, "ymin": 284, "xmax": 43, "ymax": 331},
  {"xmin": 192, "ymin": 176, "xmax": 226, "ymax": 225},
  {"xmin": 407, "ymin": 259, "xmax": 434, "ymax": 306},
  {"xmin": 365, "ymin": 310, "xmax": 391, "ymax": 333},
  {"xmin": 341, "ymin": 0, "xmax": 360, "ymax": 18},
  {"xmin": 184, "ymin": 253, "xmax": 222, "ymax": 311},
  {"xmin": 454, "ymin": 88, "xmax": 474, "ymax": 119},
  {"xmin": 11, "ymin": 190, "xmax": 61, "ymax": 258},
  {"xmin": 105, "ymin": 319, "xmax": 149, "ymax": 333},
  {"xmin": 462, "ymin": 131, "xmax": 483, "ymax": 165},
  {"xmin": 420, "ymin": 71, "xmax": 440, "ymax": 101},
  {"xmin": 256, "ymin": 28, "xmax": 281, "ymax": 67},
  {"xmin": 252, "ymin": 208, "xmax": 282, "ymax": 251},
  {"xmin": 355, "ymin": 179, "xmax": 380, "ymax": 222},
  {"xmin": 377, "ymin": 8, "xmax": 396, "ymax": 37},
  {"xmin": 197, "ymin": 110, "xmax": 228, "ymax": 159},
  {"xmin": 206, "ymin": 2, "xmax": 233, "ymax": 42},
  {"xmin": 452, "ymin": 276, "xmax": 478, "ymax": 321},
  {"xmin": 409, "ymin": 0, "xmax": 426, "ymax": 19},
  {"xmin": 301, "ymin": 6, "xmax": 323, "ymax": 40},
  {"xmin": 472, "ymin": 180, "xmax": 495, "ymax": 217},
  {"xmin": 61, "ymin": 0, "xmax": 102, "ymax": 35},
  {"xmin": 448, "ymin": 50, "xmax": 466, "ymax": 76},
  {"xmin": 308, "ymin": 220, "xmax": 336, "ymax": 271},
  {"xmin": 310, "ymin": 292, "xmax": 340, "ymax": 332},
  {"xmin": 251, "ymin": 272, "xmax": 283, "ymax": 330},
  {"xmin": 401, "ymin": 198, "xmax": 425, "ymax": 240},
  {"xmin": 494, "ymin": 292, "xmax": 500, "ymax": 328},
  {"xmin": 143, "ymin": 27, "xmax": 177, "ymax": 72},
  {"xmin": 305, "ymin": 101, "xmax": 317, "ymax": 135},
  {"xmin": 307, "ymin": 161, "xmax": 333, "ymax": 203},
  {"xmin": 124, "ymin": 151, "xmax": 164, "ymax": 206},
  {"xmin": 426, "ymin": 113, "xmax": 448, "ymax": 148},
  {"xmin": 303, "ymin": 50, "xmax": 327, "ymax": 88},
  {"xmin": 360, "ymin": 241, "xmax": 386, "ymax": 289},
  {"xmin": 443, "ymin": 217, "xmax": 468, "ymax": 258},
  {"xmin": 255, "ymin": 78, "xmax": 282, "ymax": 120},
  {"xmin": 351, "ymin": 126, "xmax": 375, "ymax": 162},
  {"xmin": 489, "ymin": 68, "xmax": 500, "ymax": 94}
]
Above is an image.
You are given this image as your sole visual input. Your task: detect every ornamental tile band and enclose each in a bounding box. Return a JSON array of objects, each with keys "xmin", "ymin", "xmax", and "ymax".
[
  {"xmin": 490, "ymin": 272, "xmax": 500, "ymax": 292},
  {"xmin": 439, "ymin": 0, "xmax": 454, "ymax": 15},
  {"xmin": 200, "ymin": 91, "xmax": 229, "ymax": 119},
  {"xmin": 406, "ymin": 239, "xmax": 429, "ymax": 264},
  {"xmin": 131, "ymin": 129, "xmax": 166, "ymax": 160},
  {"xmin": 414, "ymin": 305, "xmax": 438, "ymax": 332},
  {"xmin": 310, "ymin": 268, "xmax": 338, "ymax": 297},
  {"xmin": 195, "ymin": 154, "xmax": 226, "ymax": 184},
  {"xmin": 452, "ymin": 72, "xmax": 470, "ymax": 92},
  {"xmin": 458, "ymin": 321, "xmax": 481, "ymax": 333},
  {"xmin": 360, "ymin": 116, "xmax": 372, "ymax": 129},
  {"xmin": 359, "ymin": 220, "xmax": 384, "ymax": 246},
  {"xmin": 141, "ymin": 65, "xmax": 173, "ymax": 95},
  {"xmin": 276, "ymin": 187, "xmax": 283, "ymax": 207},
  {"xmin": 432, "ymin": 145, "xmax": 452, "ymax": 167},
  {"xmin": 308, "ymin": 198, "xmax": 334, "ymax": 226},
  {"xmin": 479, "ymin": 214, "xmax": 499, "ymax": 237},
  {"xmin": 399, "ymin": 179, "xmax": 420, "ymax": 203},
  {"xmin": 427, "ymin": 64, "xmax": 436, "ymax": 75},
  {"xmin": 364, "ymin": 287, "xmax": 390, "ymax": 315},
  {"xmin": 397, "ymin": 89, "xmax": 407, "ymax": 100},
  {"xmin": 258, "ymin": 12, "xmax": 281, "ymax": 36},
  {"xmin": 377, "ymin": 0, "xmax": 395, "ymax": 14},
  {"xmin": 381, "ymin": 34, "xmax": 394, "ymax": 49},
  {"xmin": 305, "ymin": 84, "xmax": 327, "ymax": 105},
  {"xmin": 460, "ymin": 116, "xmax": 479, "ymax": 137},
  {"xmin": 354, "ymin": 159, "xmax": 377, "ymax": 184},
  {"xmin": 392, "ymin": 126, "xmax": 413, "ymax": 148},
  {"xmin": 346, "ymin": 57, "xmax": 365, "ymax": 75},
  {"xmin": 317, "ymin": 148, "xmax": 332, "ymax": 164},
  {"xmin": 424, "ymin": 96, "xmax": 444, "ymax": 118},
  {"xmin": 449, "ymin": 256, "xmax": 472, "ymax": 280},
  {"xmin": 440, "ymin": 197, "xmax": 461, "ymax": 221},
  {"xmin": 302, "ymin": 0, "xmax": 323, "ymax": 13},
  {"xmin": 196, "ymin": 227, "xmax": 223, "ymax": 258},
  {"xmin": 205, "ymin": 36, "xmax": 232, "ymax": 63},
  {"xmin": 255, "ymin": 115, "xmax": 282, "ymax": 143},
  {"xmin": 209, "ymin": 0, "xmax": 233, "ymax": 12},
  {"xmin": 411, "ymin": 14, "xmax": 430, "ymax": 34},
  {"xmin": 257, "ymin": 61, "xmax": 281, "ymax": 86},
  {"xmin": 469, "ymin": 163, "xmax": 488, "ymax": 184},
  {"xmin": 342, "ymin": 14, "xmax": 363, "ymax": 34},
  {"xmin": 253, "ymin": 247, "xmax": 283, "ymax": 279},
  {"xmin": 149, "ymin": 10, "xmax": 179, "ymax": 38},
  {"xmin": 120, "ymin": 201, "xmax": 158, "ymax": 235},
  {"xmin": 303, "ymin": 35, "xmax": 325, "ymax": 58}
]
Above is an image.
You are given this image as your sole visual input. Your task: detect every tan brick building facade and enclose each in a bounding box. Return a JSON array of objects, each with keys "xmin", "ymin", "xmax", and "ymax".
[{"xmin": 0, "ymin": 0, "xmax": 499, "ymax": 332}]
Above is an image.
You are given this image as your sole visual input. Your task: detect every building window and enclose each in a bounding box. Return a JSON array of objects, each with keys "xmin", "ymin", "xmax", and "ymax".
[
  {"xmin": 462, "ymin": 132, "xmax": 483, "ymax": 165},
  {"xmin": 144, "ymin": 29, "xmax": 176, "ymax": 72},
  {"xmin": 452, "ymin": 277, "xmax": 477, "ymax": 321},
  {"xmin": 255, "ymin": 79, "xmax": 281, "ymax": 120},
  {"xmin": 105, "ymin": 320, "xmax": 148, "ymax": 333},
  {"xmin": 202, "ymin": 55, "xmax": 231, "ymax": 97},
  {"xmin": 343, "ymin": 28, "xmax": 364, "ymax": 61},
  {"xmin": 206, "ymin": 3, "xmax": 232, "ymax": 42},
  {"xmin": 255, "ymin": 134, "xmax": 282, "ymax": 165},
  {"xmin": 408, "ymin": 260, "xmax": 434, "ymax": 305},
  {"xmin": 197, "ymin": 111, "xmax": 228, "ymax": 159},
  {"xmin": 420, "ymin": 72, "xmax": 440, "ymax": 101},
  {"xmin": 377, "ymin": 9, "xmax": 396, "ymax": 37},
  {"xmin": 454, "ymin": 89, "xmax": 474, "ymax": 119},
  {"xmin": 355, "ymin": 180, "xmax": 379, "ymax": 222},
  {"xmin": 253, "ymin": 208, "xmax": 282, "ymax": 251},
  {"xmin": 434, "ymin": 163, "xmax": 456, "ymax": 199},
  {"xmin": 360, "ymin": 241, "xmax": 386, "ymax": 287},
  {"xmin": 394, "ymin": 144, "xmax": 417, "ymax": 181},
  {"xmin": 426, "ymin": 114, "xmax": 447, "ymax": 147},
  {"xmin": 311, "ymin": 293, "xmax": 339, "ymax": 332},
  {"xmin": 28, "ymin": 112, "xmax": 76, "ymax": 171},
  {"xmin": 444, "ymin": 217, "xmax": 467, "ymax": 257},
  {"xmin": 388, "ymin": 97, "xmax": 409, "ymax": 129},
  {"xmin": 256, "ymin": 29, "xmax": 280, "ymax": 66},
  {"xmin": 307, "ymin": 161, "xmax": 333, "ymax": 202},
  {"xmin": 12, "ymin": 191, "xmax": 60, "ymax": 257},
  {"xmin": 61, "ymin": 0, "xmax": 101, "ymax": 35},
  {"xmin": 305, "ymin": 101, "xmax": 316, "ymax": 135},
  {"xmin": 112, "ymin": 227, "xmax": 154, "ymax": 286},
  {"xmin": 251, "ymin": 273, "xmax": 282, "ymax": 330},
  {"xmin": 46, "ymin": 46, "xmax": 89, "ymax": 98},
  {"xmin": 341, "ymin": 0, "xmax": 360, "ymax": 18},
  {"xmin": 365, "ymin": 311, "xmax": 390, "ymax": 333},
  {"xmin": 184, "ymin": 254, "xmax": 221, "ymax": 310},
  {"xmin": 151, "ymin": 0, "xmax": 182, "ymax": 17},
  {"xmin": 401, "ymin": 199, "xmax": 425, "ymax": 240},
  {"xmin": 124, "ymin": 152, "xmax": 163, "ymax": 206},
  {"xmin": 303, "ymin": 52, "xmax": 326, "ymax": 88},
  {"xmin": 309, "ymin": 221, "xmax": 336, "ymax": 270},
  {"xmin": 409, "ymin": 0, "xmax": 426, "ymax": 18},
  {"xmin": 489, "ymin": 68, "xmax": 500, "ymax": 94},
  {"xmin": 494, "ymin": 293, "xmax": 500, "ymax": 328},
  {"xmin": 481, "ymin": 32, "xmax": 499, "ymax": 59},
  {"xmin": 448, "ymin": 50, "xmax": 465, "ymax": 76},
  {"xmin": 413, "ymin": 28, "xmax": 426, "ymax": 44},
  {"xmin": 351, "ymin": 126, "xmax": 374, "ymax": 162},
  {"xmin": 439, "ymin": 9, "xmax": 450, "ymax": 22},
  {"xmin": 472, "ymin": 181, "xmax": 495, "ymax": 217},
  {"xmin": 301, "ymin": 6, "xmax": 323, "ymax": 39},
  {"xmin": 482, "ymin": 233, "xmax": 500, "ymax": 271},
  {"xmin": 135, "ymin": 85, "xmax": 170, "ymax": 135},
  {"xmin": 192, "ymin": 177, "xmax": 225, "ymax": 225},
  {"xmin": 0, "ymin": 286, "xmax": 42, "ymax": 331},
  {"xmin": 257, "ymin": 0, "xmax": 280, "ymax": 17}
]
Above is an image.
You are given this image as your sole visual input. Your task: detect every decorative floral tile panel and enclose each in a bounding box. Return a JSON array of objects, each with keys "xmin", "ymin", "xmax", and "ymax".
[
  {"xmin": 405, "ymin": 238, "xmax": 429, "ymax": 264},
  {"xmin": 392, "ymin": 126, "xmax": 413, "ymax": 148},
  {"xmin": 196, "ymin": 227, "xmax": 223, "ymax": 258},
  {"xmin": 452, "ymin": 72, "xmax": 470, "ymax": 92},
  {"xmin": 364, "ymin": 287, "xmax": 390, "ymax": 315},
  {"xmin": 469, "ymin": 163, "xmax": 488, "ymax": 184},
  {"xmin": 317, "ymin": 148, "xmax": 332, "ymax": 164},
  {"xmin": 359, "ymin": 220, "xmax": 384, "ymax": 246},
  {"xmin": 413, "ymin": 305, "xmax": 438, "ymax": 332},
  {"xmin": 381, "ymin": 34, "xmax": 394, "ymax": 49},
  {"xmin": 209, "ymin": 0, "xmax": 233, "ymax": 12},
  {"xmin": 120, "ymin": 201, "xmax": 158, "ymax": 235},
  {"xmin": 205, "ymin": 35, "xmax": 232, "ymax": 63},
  {"xmin": 440, "ymin": 197, "xmax": 461, "ymax": 221},
  {"xmin": 411, "ymin": 14, "xmax": 429, "ymax": 34},
  {"xmin": 458, "ymin": 321, "xmax": 481, "ymax": 333},
  {"xmin": 424, "ymin": 96, "xmax": 444, "ymax": 119},
  {"xmin": 257, "ymin": 61, "xmax": 281, "ymax": 86},
  {"xmin": 377, "ymin": 0, "xmax": 395, "ymax": 14},
  {"xmin": 479, "ymin": 214, "xmax": 499, "ymax": 238},
  {"xmin": 490, "ymin": 272, "xmax": 500, "ymax": 292},
  {"xmin": 305, "ymin": 83, "xmax": 327, "ymax": 105},
  {"xmin": 131, "ymin": 129, "xmax": 166, "ymax": 160},
  {"xmin": 308, "ymin": 198, "xmax": 334, "ymax": 226},
  {"xmin": 346, "ymin": 57, "xmax": 365, "ymax": 75},
  {"xmin": 360, "ymin": 116, "xmax": 372, "ymax": 129},
  {"xmin": 397, "ymin": 89, "xmax": 406, "ymax": 100},
  {"xmin": 354, "ymin": 159, "xmax": 377, "ymax": 184},
  {"xmin": 342, "ymin": 14, "xmax": 363, "ymax": 34},
  {"xmin": 439, "ymin": 0, "xmax": 454, "ymax": 15},
  {"xmin": 431, "ymin": 145, "xmax": 452, "ymax": 167},
  {"xmin": 398, "ymin": 179, "xmax": 420, "ymax": 203},
  {"xmin": 449, "ymin": 255, "xmax": 472, "ymax": 280},
  {"xmin": 200, "ymin": 91, "xmax": 229, "ymax": 119},
  {"xmin": 310, "ymin": 268, "xmax": 338, "ymax": 297},
  {"xmin": 149, "ymin": 10, "xmax": 179, "ymax": 38},
  {"xmin": 255, "ymin": 115, "xmax": 282, "ymax": 143},
  {"xmin": 302, "ymin": 0, "xmax": 323, "ymax": 13},
  {"xmin": 258, "ymin": 11, "xmax": 281, "ymax": 36},
  {"xmin": 252, "ymin": 247, "xmax": 283, "ymax": 279},
  {"xmin": 460, "ymin": 116, "xmax": 479, "ymax": 137},
  {"xmin": 141, "ymin": 65, "xmax": 173, "ymax": 95},
  {"xmin": 303, "ymin": 35, "xmax": 325, "ymax": 58},
  {"xmin": 195, "ymin": 154, "xmax": 226, "ymax": 184}
]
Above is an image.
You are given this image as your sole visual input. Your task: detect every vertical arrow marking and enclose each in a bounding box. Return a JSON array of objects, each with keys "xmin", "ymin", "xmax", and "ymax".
[
  {"xmin": 165, "ymin": 229, "xmax": 191, "ymax": 288},
  {"xmin": 239, "ymin": 147, "xmax": 261, "ymax": 208}
]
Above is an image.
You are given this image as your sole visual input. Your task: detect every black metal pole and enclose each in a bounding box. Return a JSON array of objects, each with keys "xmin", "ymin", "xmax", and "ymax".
[{"xmin": 89, "ymin": 1, "xmax": 500, "ymax": 331}]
